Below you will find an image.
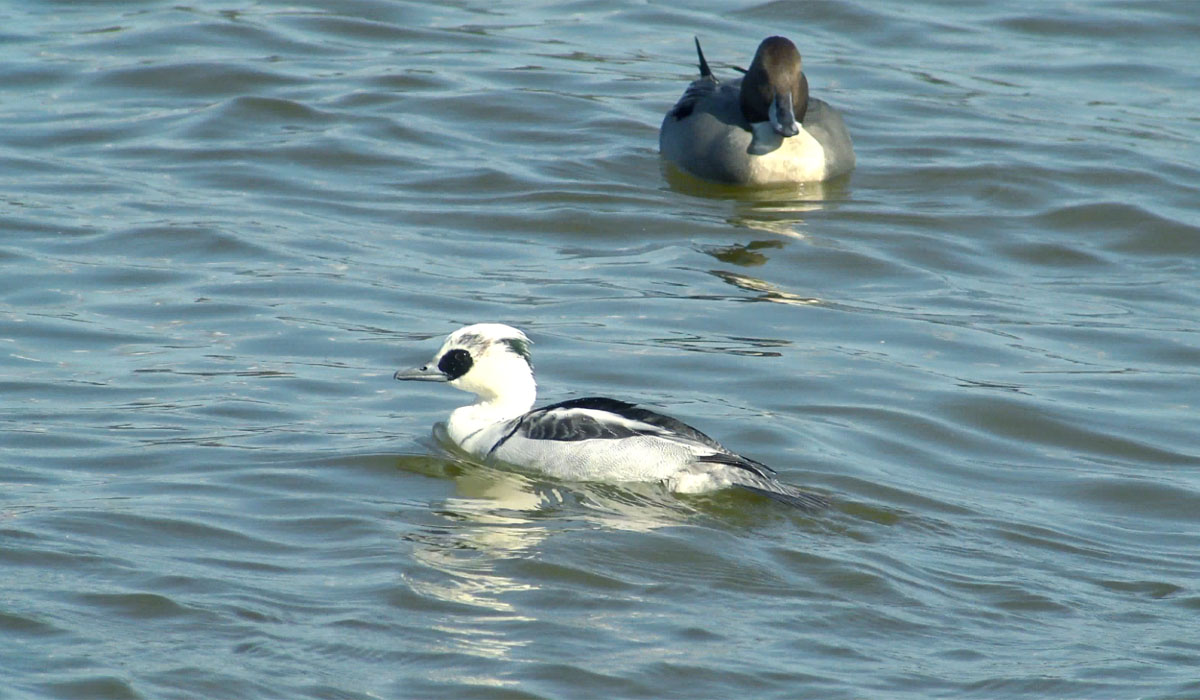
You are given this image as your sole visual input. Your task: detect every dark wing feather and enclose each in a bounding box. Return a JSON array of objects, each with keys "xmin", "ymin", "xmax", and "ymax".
[
  {"xmin": 486, "ymin": 397, "xmax": 667, "ymax": 457},
  {"xmin": 694, "ymin": 37, "xmax": 713, "ymax": 79},
  {"xmin": 735, "ymin": 484, "xmax": 830, "ymax": 512},
  {"xmin": 489, "ymin": 397, "xmax": 666, "ymax": 447},
  {"xmin": 696, "ymin": 454, "xmax": 829, "ymax": 512},
  {"xmin": 667, "ymin": 39, "xmax": 720, "ymax": 123},
  {"xmin": 539, "ymin": 396, "xmax": 639, "ymax": 414},
  {"xmin": 667, "ymin": 78, "xmax": 718, "ymax": 121},
  {"xmin": 694, "ymin": 451, "xmax": 776, "ymax": 479},
  {"xmin": 521, "ymin": 409, "xmax": 641, "ymax": 441},
  {"xmin": 537, "ymin": 397, "xmax": 727, "ymax": 451}
]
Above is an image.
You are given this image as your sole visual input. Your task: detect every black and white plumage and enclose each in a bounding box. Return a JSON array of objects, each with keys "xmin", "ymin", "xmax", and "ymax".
[{"xmin": 394, "ymin": 323, "xmax": 827, "ymax": 511}]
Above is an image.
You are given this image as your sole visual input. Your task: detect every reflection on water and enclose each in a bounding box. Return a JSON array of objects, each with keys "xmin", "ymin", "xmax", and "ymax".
[
  {"xmin": 645, "ymin": 330, "xmax": 791, "ymax": 357},
  {"xmin": 710, "ymin": 269, "xmax": 823, "ymax": 307},
  {"xmin": 393, "ymin": 422, "xmax": 699, "ymax": 665},
  {"xmin": 704, "ymin": 239, "xmax": 784, "ymax": 266},
  {"xmin": 663, "ymin": 160, "xmax": 854, "ymax": 240},
  {"xmin": 6, "ymin": 0, "xmax": 1200, "ymax": 696},
  {"xmin": 393, "ymin": 436, "xmax": 705, "ymax": 679}
]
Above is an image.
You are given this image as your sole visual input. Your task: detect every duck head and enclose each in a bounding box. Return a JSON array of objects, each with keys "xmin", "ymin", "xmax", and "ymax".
[
  {"xmin": 394, "ymin": 323, "xmax": 535, "ymax": 405},
  {"xmin": 740, "ymin": 36, "xmax": 809, "ymax": 146}
]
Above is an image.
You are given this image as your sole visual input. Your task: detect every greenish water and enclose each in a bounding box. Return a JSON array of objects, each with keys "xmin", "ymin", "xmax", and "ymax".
[{"xmin": 2, "ymin": 1, "xmax": 1199, "ymax": 698}]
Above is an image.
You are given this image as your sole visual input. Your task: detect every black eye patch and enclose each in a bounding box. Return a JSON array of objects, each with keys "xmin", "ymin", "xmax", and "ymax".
[{"xmin": 437, "ymin": 348, "xmax": 473, "ymax": 380}]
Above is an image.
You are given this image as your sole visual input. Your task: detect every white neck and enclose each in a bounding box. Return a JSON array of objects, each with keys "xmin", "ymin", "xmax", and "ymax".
[{"xmin": 445, "ymin": 358, "xmax": 537, "ymax": 453}]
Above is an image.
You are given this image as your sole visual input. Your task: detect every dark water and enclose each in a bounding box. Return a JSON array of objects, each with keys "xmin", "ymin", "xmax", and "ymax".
[{"xmin": 3, "ymin": 1, "xmax": 1199, "ymax": 698}]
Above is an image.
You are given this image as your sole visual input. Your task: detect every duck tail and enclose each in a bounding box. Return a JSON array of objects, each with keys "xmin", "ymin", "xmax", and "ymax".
[
  {"xmin": 737, "ymin": 482, "xmax": 830, "ymax": 512},
  {"xmin": 694, "ymin": 37, "xmax": 713, "ymax": 79},
  {"xmin": 696, "ymin": 453, "xmax": 829, "ymax": 512}
]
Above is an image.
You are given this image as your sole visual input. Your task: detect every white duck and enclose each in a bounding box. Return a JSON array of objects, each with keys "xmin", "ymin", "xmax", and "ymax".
[{"xmin": 394, "ymin": 323, "xmax": 827, "ymax": 510}]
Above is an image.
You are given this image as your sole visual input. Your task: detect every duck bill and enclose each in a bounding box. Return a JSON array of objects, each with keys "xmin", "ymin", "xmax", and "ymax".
[
  {"xmin": 393, "ymin": 365, "xmax": 448, "ymax": 382},
  {"xmin": 747, "ymin": 121, "xmax": 784, "ymax": 156},
  {"xmin": 769, "ymin": 91, "xmax": 800, "ymax": 137}
]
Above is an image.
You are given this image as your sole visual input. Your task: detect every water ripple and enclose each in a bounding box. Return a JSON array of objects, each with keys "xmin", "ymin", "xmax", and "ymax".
[{"xmin": 3, "ymin": 0, "xmax": 1200, "ymax": 698}]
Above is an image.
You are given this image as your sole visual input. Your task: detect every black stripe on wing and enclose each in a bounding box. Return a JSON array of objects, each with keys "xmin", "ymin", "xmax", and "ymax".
[
  {"xmin": 695, "ymin": 454, "xmax": 829, "ymax": 512},
  {"xmin": 694, "ymin": 451, "xmax": 777, "ymax": 479},
  {"xmin": 483, "ymin": 398, "xmax": 658, "ymax": 457},
  {"xmin": 486, "ymin": 396, "xmax": 728, "ymax": 457},
  {"xmin": 537, "ymin": 397, "xmax": 728, "ymax": 450},
  {"xmin": 512, "ymin": 397, "xmax": 665, "ymax": 442}
]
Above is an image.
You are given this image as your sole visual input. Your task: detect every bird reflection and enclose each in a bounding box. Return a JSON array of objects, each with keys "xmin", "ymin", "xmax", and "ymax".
[
  {"xmin": 705, "ymin": 239, "xmax": 784, "ymax": 266},
  {"xmin": 393, "ymin": 423, "xmax": 696, "ymax": 658},
  {"xmin": 711, "ymin": 269, "xmax": 823, "ymax": 307}
]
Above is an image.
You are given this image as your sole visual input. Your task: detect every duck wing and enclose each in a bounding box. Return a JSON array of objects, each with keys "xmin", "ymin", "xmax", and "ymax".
[
  {"xmin": 485, "ymin": 396, "xmax": 725, "ymax": 457},
  {"xmin": 486, "ymin": 397, "xmax": 829, "ymax": 511},
  {"xmin": 695, "ymin": 453, "xmax": 828, "ymax": 511},
  {"xmin": 666, "ymin": 38, "xmax": 721, "ymax": 122},
  {"xmin": 537, "ymin": 397, "xmax": 728, "ymax": 449},
  {"xmin": 667, "ymin": 78, "xmax": 719, "ymax": 122}
]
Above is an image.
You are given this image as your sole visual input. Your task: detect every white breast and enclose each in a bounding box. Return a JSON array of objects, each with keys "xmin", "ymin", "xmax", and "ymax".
[
  {"xmin": 746, "ymin": 127, "xmax": 829, "ymax": 184},
  {"xmin": 490, "ymin": 433, "xmax": 705, "ymax": 482}
]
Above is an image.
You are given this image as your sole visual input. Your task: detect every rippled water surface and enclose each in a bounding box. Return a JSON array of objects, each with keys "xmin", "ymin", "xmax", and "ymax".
[{"xmin": 3, "ymin": 1, "xmax": 1199, "ymax": 698}]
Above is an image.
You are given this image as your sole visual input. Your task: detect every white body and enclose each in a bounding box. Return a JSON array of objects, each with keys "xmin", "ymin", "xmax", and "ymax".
[
  {"xmin": 456, "ymin": 407, "xmax": 741, "ymax": 492},
  {"xmin": 395, "ymin": 324, "xmax": 827, "ymax": 510}
]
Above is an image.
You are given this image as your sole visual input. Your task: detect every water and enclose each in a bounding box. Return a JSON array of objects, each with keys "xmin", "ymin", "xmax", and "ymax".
[{"xmin": 3, "ymin": 1, "xmax": 1199, "ymax": 698}]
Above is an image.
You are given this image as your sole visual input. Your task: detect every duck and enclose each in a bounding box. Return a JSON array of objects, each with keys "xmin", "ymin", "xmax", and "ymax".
[
  {"xmin": 394, "ymin": 323, "xmax": 828, "ymax": 511},
  {"xmin": 659, "ymin": 36, "xmax": 855, "ymax": 185}
]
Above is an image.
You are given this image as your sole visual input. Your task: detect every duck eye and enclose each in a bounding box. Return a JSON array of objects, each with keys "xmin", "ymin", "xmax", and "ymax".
[{"xmin": 437, "ymin": 348, "xmax": 473, "ymax": 380}]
